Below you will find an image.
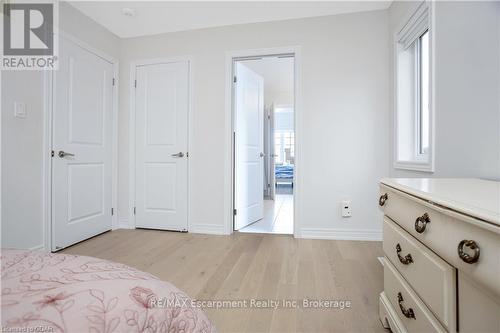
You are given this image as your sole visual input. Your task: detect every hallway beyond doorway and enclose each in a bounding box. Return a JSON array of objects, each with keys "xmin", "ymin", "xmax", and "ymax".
[{"xmin": 239, "ymin": 193, "xmax": 293, "ymax": 234}]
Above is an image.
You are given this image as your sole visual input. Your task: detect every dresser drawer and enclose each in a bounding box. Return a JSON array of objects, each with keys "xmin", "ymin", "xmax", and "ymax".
[
  {"xmin": 379, "ymin": 184, "xmax": 500, "ymax": 298},
  {"xmin": 384, "ymin": 258, "xmax": 447, "ymax": 333},
  {"xmin": 383, "ymin": 217, "xmax": 456, "ymax": 331}
]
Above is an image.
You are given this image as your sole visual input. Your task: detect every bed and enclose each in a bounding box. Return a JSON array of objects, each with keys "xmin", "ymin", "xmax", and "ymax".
[
  {"xmin": 275, "ymin": 164, "xmax": 294, "ymax": 187},
  {"xmin": 1, "ymin": 249, "xmax": 216, "ymax": 333}
]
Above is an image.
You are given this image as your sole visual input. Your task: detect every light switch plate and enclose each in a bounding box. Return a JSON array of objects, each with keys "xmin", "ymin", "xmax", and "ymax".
[{"xmin": 14, "ymin": 102, "xmax": 27, "ymax": 119}]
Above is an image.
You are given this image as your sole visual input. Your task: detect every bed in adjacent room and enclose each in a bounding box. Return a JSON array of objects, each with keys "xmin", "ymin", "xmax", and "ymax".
[
  {"xmin": 1, "ymin": 249, "xmax": 216, "ymax": 333},
  {"xmin": 275, "ymin": 164, "xmax": 294, "ymax": 187}
]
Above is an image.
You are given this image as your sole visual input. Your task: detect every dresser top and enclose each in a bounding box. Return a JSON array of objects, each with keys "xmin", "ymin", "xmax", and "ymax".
[{"xmin": 380, "ymin": 178, "xmax": 500, "ymax": 227}]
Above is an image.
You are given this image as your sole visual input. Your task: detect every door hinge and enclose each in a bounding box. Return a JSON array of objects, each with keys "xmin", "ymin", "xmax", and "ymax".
[
  {"xmin": 134, "ymin": 80, "xmax": 137, "ymax": 88},
  {"xmin": 186, "ymin": 152, "xmax": 189, "ymax": 158},
  {"xmin": 133, "ymin": 207, "xmax": 136, "ymax": 215},
  {"xmin": 51, "ymin": 150, "xmax": 54, "ymax": 157},
  {"xmin": 233, "ymin": 76, "xmax": 237, "ymax": 83},
  {"xmin": 233, "ymin": 209, "xmax": 237, "ymax": 216},
  {"xmin": 112, "ymin": 78, "xmax": 116, "ymax": 86},
  {"xmin": 111, "ymin": 208, "xmax": 114, "ymax": 216}
]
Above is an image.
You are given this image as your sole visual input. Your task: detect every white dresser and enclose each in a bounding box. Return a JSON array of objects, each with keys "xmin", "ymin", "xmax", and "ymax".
[{"xmin": 378, "ymin": 178, "xmax": 500, "ymax": 333}]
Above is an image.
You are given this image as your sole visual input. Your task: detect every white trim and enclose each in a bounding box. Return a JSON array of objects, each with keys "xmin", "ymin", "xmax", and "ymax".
[
  {"xmin": 56, "ymin": 31, "xmax": 116, "ymax": 64},
  {"xmin": 393, "ymin": 1, "xmax": 435, "ymax": 173},
  {"xmin": 111, "ymin": 62, "xmax": 119, "ymax": 230},
  {"xmin": 118, "ymin": 218, "xmax": 134, "ymax": 229},
  {"xmin": 43, "ymin": 32, "xmax": 119, "ymax": 251},
  {"xmin": 397, "ymin": 1, "xmax": 429, "ymax": 50},
  {"xmin": 42, "ymin": 71, "xmax": 53, "ymax": 251},
  {"xmin": 29, "ymin": 245, "xmax": 46, "ymax": 251},
  {"xmin": 224, "ymin": 46, "xmax": 302, "ymax": 238},
  {"xmin": 190, "ymin": 224, "xmax": 226, "ymax": 235},
  {"xmin": 128, "ymin": 56, "xmax": 193, "ymax": 231},
  {"xmin": 299, "ymin": 228, "xmax": 383, "ymax": 241}
]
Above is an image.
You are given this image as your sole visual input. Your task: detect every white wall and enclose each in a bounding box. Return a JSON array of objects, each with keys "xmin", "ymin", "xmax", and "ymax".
[
  {"xmin": 388, "ymin": 1, "xmax": 500, "ymax": 180},
  {"xmin": 1, "ymin": 2, "xmax": 120, "ymax": 249},
  {"xmin": 119, "ymin": 10, "xmax": 390, "ymax": 239},
  {"xmin": 266, "ymin": 90, "xmax": 294, "ymax": 107},
  {"xmin": 1, "ymin": 71, "xmax": 45, "ymax": 249}
]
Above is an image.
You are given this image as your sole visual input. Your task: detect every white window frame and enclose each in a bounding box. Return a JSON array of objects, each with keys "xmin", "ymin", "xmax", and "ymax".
[{"xmin": 394, "ymin": 1, "xmax": 435, "ymax": 172}]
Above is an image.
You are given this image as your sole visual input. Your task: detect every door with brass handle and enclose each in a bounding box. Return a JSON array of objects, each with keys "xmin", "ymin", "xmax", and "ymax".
[
  {"xmin": 379, "ymin": 193, "xmax": 388, "ymax": 206},
  {"xmin": 171, "ymin": 152, "xmax": 184, "ymax": 158},
  {"xmin": 396, "ymin": 243, "xmax": 413, "ymax": 265},
  {"xmin": 397, "ymin": 292, "xmax": 416, "ymax": 319},
  {"xmin": 414, "ymin": 213, "xmax": 431, "ymax": 233},
  {"xmin": 458, "ymin": 240, "xmax": 480, "ymax": 264},
  {"xmin": 58, "ymin": 151, "xmax": 75, "ymax": 158}
]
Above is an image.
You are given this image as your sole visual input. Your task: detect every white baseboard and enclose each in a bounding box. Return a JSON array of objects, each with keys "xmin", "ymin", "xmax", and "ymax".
[
  {"xmin": 298, "ymin": 227, "xmax": 382, "ymax": 241},
  {"xmin": 118, "ymin": 218, "xmax": 135, "ymax": 229},
  {"xmin": 190, "ymin": 223, "xmax": 226, "ymax": 235},
  {"xmin": 29, "ymin": 244, "xmax": 45, "ymax": 251},
  {"xmin": 116, "ymin": 220, "xmax": 225, "ymax": 235}
]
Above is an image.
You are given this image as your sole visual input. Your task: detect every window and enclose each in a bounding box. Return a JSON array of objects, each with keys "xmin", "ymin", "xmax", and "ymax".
[
  {"xmin": 274, "ymin": 131, "xmax": 294, "ymax": 165},
  {"xmin": 418, "ymin": 30, "xmax": 430, "ymax": 155},
  {"xmin": 395, "ymin": 3, "xmax": 433, "ymax": 172}
]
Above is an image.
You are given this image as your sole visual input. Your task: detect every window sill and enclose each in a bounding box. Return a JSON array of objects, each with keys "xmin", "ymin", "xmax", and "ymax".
[{"xmin": 394, "ymin": 160, "xmax": 434, "ymax": 173}]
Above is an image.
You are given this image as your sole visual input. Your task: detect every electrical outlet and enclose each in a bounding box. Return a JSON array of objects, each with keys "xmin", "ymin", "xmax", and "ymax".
[
  {"xmin": 14, "ymin": 102, "xmax": 27, "ymax": 119},
  {"xmin": 341, "ymin": 200, "xmax": 352, "ymax": 217}
]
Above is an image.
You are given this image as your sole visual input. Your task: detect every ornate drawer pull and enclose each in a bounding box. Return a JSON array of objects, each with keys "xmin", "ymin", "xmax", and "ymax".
[
  {"xmin": 414, "ymin": 213, "xmax": 431, "ymax": 233},
  {"xmin": 379, "ymin": 193, "xmax": 388, "ymax": 206},
  {"xmin": 396, "ymin": 243, "xmax": 413, "ymax": 265},
  {"xmin": 397, "ymin": 292, "xmax": 416, "ymax": 319},
  {"xmin": 458, "ymin": 240, "xmax": 480, "ymax": 264}
]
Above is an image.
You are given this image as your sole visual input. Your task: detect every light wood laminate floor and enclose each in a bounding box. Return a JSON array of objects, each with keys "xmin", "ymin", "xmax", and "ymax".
[
  {"xmin": 239, "ymin": 195, "xmax": 294, "ymax": 234},
  {"xmin": 62, "ymin": 229, "xmax": 386, "ymax": 333}
]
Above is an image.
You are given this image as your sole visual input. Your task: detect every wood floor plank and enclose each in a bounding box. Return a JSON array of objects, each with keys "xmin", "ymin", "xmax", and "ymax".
[{"xmin": 61, "ymin": 230, "xmax": 385, "ymax": 333}]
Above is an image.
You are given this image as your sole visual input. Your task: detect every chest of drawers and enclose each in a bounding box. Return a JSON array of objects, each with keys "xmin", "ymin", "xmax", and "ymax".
[{"xmin": 378, "ymin": 178, "xmax": 500, "ymax": 333}]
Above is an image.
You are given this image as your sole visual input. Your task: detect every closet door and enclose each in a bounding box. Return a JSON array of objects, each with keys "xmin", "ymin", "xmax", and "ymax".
[{"xmin": 134, "ymin": 61, "xmax": 189, "ymax": 231}]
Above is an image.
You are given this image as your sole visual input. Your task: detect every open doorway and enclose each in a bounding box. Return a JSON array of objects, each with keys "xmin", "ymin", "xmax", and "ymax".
[{"xmin": 232, "ymin": 54, "xmax": 295, "ymax": 235}]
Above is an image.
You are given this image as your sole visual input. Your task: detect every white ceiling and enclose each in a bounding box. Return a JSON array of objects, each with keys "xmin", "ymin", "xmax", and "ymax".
[{"xmin": 68, "ymin": 1, "xmax": 391, "ymax": 38}]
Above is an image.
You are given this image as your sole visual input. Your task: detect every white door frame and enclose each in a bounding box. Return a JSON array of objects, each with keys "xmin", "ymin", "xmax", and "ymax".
[
  {"xmin": 224, "ymin": 46, "xmax": 302, "ymax": 237},
  {"xmin": 128, "ymin": 56, "xmax": 193, "ymax": 230},
  {"xmin": 43, "ymin": 32, "xmax": 119, "ymax": 251}
]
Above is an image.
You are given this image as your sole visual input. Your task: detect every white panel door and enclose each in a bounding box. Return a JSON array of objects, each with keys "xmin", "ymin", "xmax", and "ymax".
[
  {"xmin": 234, "ymin": 62, "xmax": 264, "ymax": 230},
  {"xmin": 53, "ymin": 37, "xmax": 113, "ymax": 250},
  {"xmin": 135, "ymin": 61, "xmax": 189, "ymax": 231}
]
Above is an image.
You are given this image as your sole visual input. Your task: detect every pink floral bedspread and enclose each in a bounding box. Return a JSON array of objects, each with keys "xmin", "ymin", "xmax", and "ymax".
[{"xmin": 1, "ymin": 249, "xmax": 216, "ymax": 333}]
